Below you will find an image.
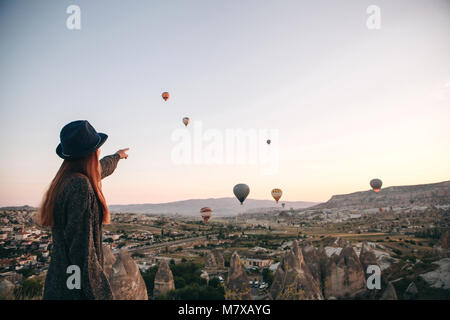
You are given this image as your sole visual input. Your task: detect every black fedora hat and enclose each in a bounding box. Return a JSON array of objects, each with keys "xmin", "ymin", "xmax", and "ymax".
[{"xmin": 56, "ymin": 120, "xmax": 108, "ymax": 160}]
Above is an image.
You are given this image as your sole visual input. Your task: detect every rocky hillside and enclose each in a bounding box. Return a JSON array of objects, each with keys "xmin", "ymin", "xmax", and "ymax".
[{"xmin": 311, "ymin": 180, "xmax": 450, "ymax": 210}]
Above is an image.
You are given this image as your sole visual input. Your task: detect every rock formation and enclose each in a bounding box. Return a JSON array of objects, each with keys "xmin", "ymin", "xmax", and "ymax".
[
  {"xmin": 433, "ymin": 231, "xmax": 450, "ymax": 257},
  {"xmin": 225, "ymin": 252, "xmax": 252, "ymax": 300},
  {"xmin": 323, "ymin": 245, "xmax": 366, "ymax": 299},
  {"xmin": 0, "ymin": 279, "xmax": 15, "ymax": 300},
  {"xmin": 200, "ymin": 270, "xmax": 209, "ymax": 283},
  {"xmin": 270, "ymin": 240, "xmax": 323, "ymax": 300},
  {"xmin": 153, "ymin": 260, "xmax": 175, "ymax": 298},
  {"xmin": 103, "ymin": 246, "xmax": 148, "ymax": 300},
  {"xmin": 214, "ymin": 250, "xmax": 225, "ymax": 268},
  {"xmin": 359, "ymin": 242, "xmax": 379, "ymax": 272},
  {"xmin": 335, "ymin": 237, "xmax": 349, "ymax": 248},
  {"xmin": 403, "ymin": 282, "xmax": 418, "ymax": 300},
  {"xmin": 380, "ymin": 282, "xmax": 398, "ymax": 300},
  {"xmin": 301, "ymin": 241, "xmax": 328, "ymax": 288},
  {"xmin": 205, "ymin": 251, "xmax": 217, "ymax": 270},
  {"xmin": 419, "ymin": 258, "xmax": 450, "ymax": 290}
]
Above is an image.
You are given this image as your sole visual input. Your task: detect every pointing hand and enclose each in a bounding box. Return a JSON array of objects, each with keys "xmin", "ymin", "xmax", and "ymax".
[{"xmin": 116, "ymin": 148, "xmax": 130, "ymax": 160}]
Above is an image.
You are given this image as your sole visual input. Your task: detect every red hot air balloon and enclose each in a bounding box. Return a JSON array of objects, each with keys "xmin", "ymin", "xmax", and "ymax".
[
  {"xmin": 162, "ymin": 92, "xmax": 170, "ymax": 101},
  {"xmin": 200, "ymin": 207, "xmax": 212, "ymax": 223}
]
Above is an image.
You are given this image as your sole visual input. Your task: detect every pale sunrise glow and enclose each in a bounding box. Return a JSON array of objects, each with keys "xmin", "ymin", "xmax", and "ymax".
[{"xmin": 0, "ymin": 0, "xmax": 449, "ymax": 206}]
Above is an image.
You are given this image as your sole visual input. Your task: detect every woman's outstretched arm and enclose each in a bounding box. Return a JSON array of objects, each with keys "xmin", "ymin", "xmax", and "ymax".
[{"xmin": 100, "ymin": 148, "xmax": 129, "ymax": 179}]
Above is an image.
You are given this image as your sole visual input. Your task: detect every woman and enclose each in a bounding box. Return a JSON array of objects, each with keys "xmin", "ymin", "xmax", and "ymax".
[{"xmin": 39, "ymin": 120, "xmax": 129, "ymax": 300}]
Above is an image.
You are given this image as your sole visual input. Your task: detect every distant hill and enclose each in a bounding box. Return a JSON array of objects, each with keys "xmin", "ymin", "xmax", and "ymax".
[
  {"xmin": 0, "ymin": 205, "xmax": 37, "ymax": 211},
  {"xmin": 109, "ymin": 198, "xmax": 318, "ymax": 216},
  {"xmin": 310, "ymin": 180, "xmax": 450, "ymax": 210}
]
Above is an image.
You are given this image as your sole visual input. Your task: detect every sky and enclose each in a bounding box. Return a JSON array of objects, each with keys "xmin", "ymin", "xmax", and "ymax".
[{"xmin": 0, "ymin": 0, "xmax": 449, "ymax": 206}]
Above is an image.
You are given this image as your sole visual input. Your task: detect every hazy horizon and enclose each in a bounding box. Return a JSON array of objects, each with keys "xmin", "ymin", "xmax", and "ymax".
[
  {"xmin": 1, "ymin": 0, "xmax": 449, "ymax": 206},
  {"xmin": 3, "ymin": 178, "xmax": 450, "ymax": 208}
]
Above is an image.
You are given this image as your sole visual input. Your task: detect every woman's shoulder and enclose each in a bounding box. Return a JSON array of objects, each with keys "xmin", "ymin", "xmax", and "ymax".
[
  {"xmin": 61, "ymin": 173, "xmax": 94, "ymax": 196},
  {"xmin": 52, "ymin": 174, "xmax": 95, "ymax": 225}
]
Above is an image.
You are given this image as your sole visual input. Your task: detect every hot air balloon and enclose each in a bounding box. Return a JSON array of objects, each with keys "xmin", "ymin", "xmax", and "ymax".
[
  {"xmin": 200, "ymin": 207, "xmax": 212, "ymax": 223},
  {"xmin": 267, "ymin": 139, "xmax": 271, "ymax": 145},
  {"xmin": 233, "ymin": 184, "xmax": 250, "ymax": 205},
  {"xmin": 370, "ymin": 179, "xmax": 382, "ymax": 193},
  {"xmin": 271, "ymin": 188, "xmax": 282, "ymax": 203},
  {"xmin": 162, "ymin": 92, "xmax": 170, "ymax": 101},
  {"xmin": 182, "ymin": 117, "xmax": 190, "ymax": 126}
]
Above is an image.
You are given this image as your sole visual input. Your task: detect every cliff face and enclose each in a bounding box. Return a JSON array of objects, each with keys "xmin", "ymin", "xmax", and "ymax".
[
  {"xmin": 225, "ymin": 252, "xmax": 252, "ymax": 300},
  {"xmin": 103, "ymin": 246, "xmax": 148, "ymax": 300},
  {"xmin": 153, "ymin": 260, "xmax": 175, "ymax": 297},
  {"xmin": 270, "ymin": 240, "xmax": 323, "ymax": 300},
  {"xmin": 312, "ymin": 180, "xmax": 450, "ymax": 210}
]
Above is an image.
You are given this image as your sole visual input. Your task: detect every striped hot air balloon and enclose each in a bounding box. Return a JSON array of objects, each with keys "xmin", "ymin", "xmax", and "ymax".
[
  {"xmin": 200, "ymin": 207, "xmax": 212, "ymax": 223},
  {"xmin": 271, "ymin": 188, "xmax": 282, "ymax": 203}
]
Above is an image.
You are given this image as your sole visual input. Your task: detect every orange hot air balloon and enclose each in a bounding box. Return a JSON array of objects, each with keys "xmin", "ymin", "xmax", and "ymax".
[
  {"xmin": 200, "ymin": 207, "xmax": 212, "ymax": 223},
  {"xmin": 162, "ymin": 92, "xmax": 170, "ymax": 101},
  {"xmin": 182, "ymin": 117, "xmax": 190, "ymax": 126},
  {"xmin": 370, "ymin": 179, "xmax": 382, "ymax": 193},
  {"xmin": 271, "ymin": 188, "xmax": 282, "ymax": 203}
]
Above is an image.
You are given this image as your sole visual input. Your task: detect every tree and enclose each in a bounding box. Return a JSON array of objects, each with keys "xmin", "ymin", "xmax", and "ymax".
[
  {"xmin": 164, "ymin": 284, "xmax": 225, "ymax": 300},
  {"xmin": 140, "ymin": 266, "xmax": 158, "ymax": 297},
  {"xmin": 262, "ymin": 269, "xmax": 274, "ymax": 286},
  {"xmin": 14, "ymin": 278, "xmax": 43, "ymax": 300},
  {"xmin": 208, "ymin": 278, "xmax": 221, "ymax": 289},
  {"xmin": 17, "ymin": 268, "xmax": 34, "ymax": 279},
  {"xmin": 174, "ymin": 277, "xmax": 186, "ymax": 289},
  {"xmin": 224, "ymin": 256, "xmax": 230, "ymax": 267}
]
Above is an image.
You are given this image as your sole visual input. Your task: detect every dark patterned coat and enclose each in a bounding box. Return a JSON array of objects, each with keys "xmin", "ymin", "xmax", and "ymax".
[{"xmin": 43, "ymin": 154, "xmax": 120, "ymax": 300}]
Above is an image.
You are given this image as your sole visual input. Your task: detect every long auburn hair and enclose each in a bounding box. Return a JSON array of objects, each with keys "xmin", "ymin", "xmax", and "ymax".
[{"xmin": 38, "ymin": 150, "xmax": 110, "ymax": 227}]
